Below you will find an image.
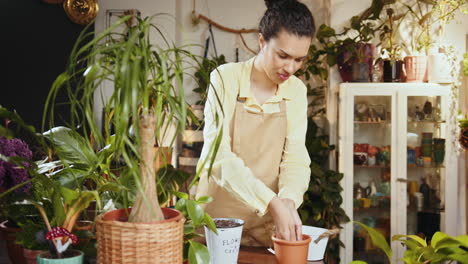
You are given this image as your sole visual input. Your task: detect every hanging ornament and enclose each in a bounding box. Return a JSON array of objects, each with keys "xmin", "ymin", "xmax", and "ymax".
[{"xmin": 63, "ymin": 0, "xmax": 99, "ymax": 25}]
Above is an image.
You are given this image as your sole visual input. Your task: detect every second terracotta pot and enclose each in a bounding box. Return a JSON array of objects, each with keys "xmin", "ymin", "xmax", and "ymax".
[{"xmin": 272, "ymin": 234, "xmax": 311, "ymax": 264}]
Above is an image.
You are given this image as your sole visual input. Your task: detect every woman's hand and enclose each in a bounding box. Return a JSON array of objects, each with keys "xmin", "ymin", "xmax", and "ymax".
[
  {"xmin": 268, "ymin": 197, "xmax": 302, "ymax": 241},
  {"xmin": 280, "ymin": 198, "xmax": 302, "ymax": 241}
]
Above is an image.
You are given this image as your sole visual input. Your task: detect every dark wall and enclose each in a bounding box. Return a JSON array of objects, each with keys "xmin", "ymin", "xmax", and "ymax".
[{"xmin": 0, "ymin": 1, "xmax": 88, "ymax": 131}]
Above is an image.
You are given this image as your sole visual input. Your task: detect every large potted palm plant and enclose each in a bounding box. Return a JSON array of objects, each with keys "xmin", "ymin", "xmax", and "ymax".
[{"xmin": 44, "ymin": 14, "xmax": 222, "ymax": 264}]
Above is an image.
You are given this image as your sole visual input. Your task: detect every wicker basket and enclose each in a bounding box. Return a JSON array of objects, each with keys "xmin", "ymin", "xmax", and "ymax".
[
  {"xmin": 460, "ymin": 127, "xmax": 468, "ymax": 150},
  {"xmin": 96, "ymin": 208, "xmax": 185, "ymax": 264}
]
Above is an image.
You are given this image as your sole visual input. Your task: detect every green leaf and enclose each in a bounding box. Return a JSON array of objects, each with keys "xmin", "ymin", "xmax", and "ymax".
[
  {"xmin": 196, "ymin": 196, "xmax": 213, "ymax": 204},
  {"xmin": 455, "ymin": 234, "xmax": 468, "ymax": 247},
  {"xmin": 350, "ymin": 261, "xmax": 368, "ymax": 264},
  {"xmin": 52, "ymin": 188, "xmax": 66, "ymax": 226},
  {"xmin": 204, "ymin": 213, "xmax": 217, "ymax": 234},
  {"xmin": 354, "ymin": 222, "xmax": 392, "ymax": 261},
  {"xmin": 173, "ymin": 191, "xmax": 189, "ymax": 200},
  {"xmin": 186, "ymin": 200, "xmax": 204, "ymax": 226},
  {"xmin": 98, "ymin": 182, "xmax": 128, "ymax": 192},
  {"xmin": 316, "ymin": 24, "xmax": 336, "ymax": 39},
  {"xmin": 43, "ymin": 127, "xmax": 97, "ymax": 167},
  {"xmin": 431, "ymin": 232, "xmax": 447, "ymax": 248},
  {"xmin": 393, "ymin": 234, "xmax": 427, "ymax": 247},
  {"xmin": 60, "ymin": 187, "xmax": 79, "ymax": 205},
  {"xmin": 448, "ymin": 253, "xmax": 468, "ymax": 264},
  {"xmin": 188, "ymin": 240, "xmax": 210, "ymax": 264},
  {"xmin": 184, "ymin": 224, "xmax": 195, "ymax": 235}
]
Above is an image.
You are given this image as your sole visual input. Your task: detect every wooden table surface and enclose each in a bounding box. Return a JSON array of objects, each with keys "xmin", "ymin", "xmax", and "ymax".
[{"xmin": 238, "ymin": 247, "xmax": 325, "ymax": 264}]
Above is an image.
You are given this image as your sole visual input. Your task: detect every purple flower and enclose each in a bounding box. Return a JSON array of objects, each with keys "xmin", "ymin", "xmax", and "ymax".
[{"xmin": 0, "ymin": 137, "xmax": 33, "ymax": 194}]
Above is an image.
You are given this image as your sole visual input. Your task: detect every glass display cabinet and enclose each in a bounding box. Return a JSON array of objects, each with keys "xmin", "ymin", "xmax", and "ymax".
[{"xmin": 338, "ymin": 83, "xmax": 457, "ymax": 264}]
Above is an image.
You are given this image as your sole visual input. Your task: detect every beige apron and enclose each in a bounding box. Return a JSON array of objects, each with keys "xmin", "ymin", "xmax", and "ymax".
[{"xmin": 199, "ymin": 96, "xmax": 287, "ymax": 247}]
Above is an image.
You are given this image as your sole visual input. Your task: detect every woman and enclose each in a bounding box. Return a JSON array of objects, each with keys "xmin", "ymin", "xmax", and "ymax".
[{"xmin": 196, "ymin": 0, "xmax": 315, "ymax": 247}]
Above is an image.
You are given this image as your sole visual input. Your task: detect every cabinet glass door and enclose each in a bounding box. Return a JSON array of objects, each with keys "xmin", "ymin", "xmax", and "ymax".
[
  {"xmin": 353, "ymin": 96, "xmax": 392, "ymax": 264},
  {"xmin": 406, "ymin": 96, "xmax": 446, "ymax": 240}
]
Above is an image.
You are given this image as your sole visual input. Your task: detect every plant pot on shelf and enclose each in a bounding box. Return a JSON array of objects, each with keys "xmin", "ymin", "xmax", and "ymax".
[
  {"xmin": 351, "ymin": 62, "xmax": 370, "ymax": 82},
  {"xmin": 95, "ymin": 207, "xmax": 184, "ymax": 264},
  {"xmin": 37, "ymin": 250, "xmax": 83, "ymax": 264},
  {"xmin": 383, "ymin": 59, "xmax": 403, "ymax": 82},
  {"xmin": 337, "ymin": 43, "xmax": 374, "ymax": 82},
  {"xmin": 0, "ymin": 220, "xmax": 27, "ymax": 264},
  {"xmin": 272, "ymin": 234, "xmax": 311, "ymax": 264},
  {"xmin": 428, "ymin": 53, "xmax": 452, "ymax": 83},
  {"xmin": 204, "ymin": 218, "xmax": 244, "ymax": 264},
  {"xmin": 404, "ymin": 56, "xmax": 428, "ymax": 83}
]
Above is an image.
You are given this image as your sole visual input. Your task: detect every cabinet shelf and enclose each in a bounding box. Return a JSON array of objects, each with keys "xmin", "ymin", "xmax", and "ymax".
[
  {"xmin": 407, "ymin": 164, "xmax": 445, "ymax": 169},
  {"xmin": 354, "ymin": 207, "xmax": 390, "ymax": 213},
  {"xmin": 354, "ymin": 165, "xmax": 390, "ymax": 168},
  {"xmin": 408, "ymin": 120, "xmax": 446, "ymax": 124},
  {"xmin": 354, "ymin": 121, "xmax": 389, "ymax": 124}
]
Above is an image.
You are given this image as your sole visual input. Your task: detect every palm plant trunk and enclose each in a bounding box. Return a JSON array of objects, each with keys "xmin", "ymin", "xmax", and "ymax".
[{"xmin": 129, "ymin": 113, "xmax": 164, "ymax": 222}]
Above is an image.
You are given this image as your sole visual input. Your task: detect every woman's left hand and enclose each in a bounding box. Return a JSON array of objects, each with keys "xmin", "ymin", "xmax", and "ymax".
[{"xmin": 280, "ymin": 198, "xmax": 302, "ymax": 241}]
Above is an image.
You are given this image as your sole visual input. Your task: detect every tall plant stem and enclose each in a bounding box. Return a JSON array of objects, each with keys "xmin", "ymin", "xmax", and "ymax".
[{"xmin": 129, "ymin": 113, "xmax": 164, "ymax": 222}]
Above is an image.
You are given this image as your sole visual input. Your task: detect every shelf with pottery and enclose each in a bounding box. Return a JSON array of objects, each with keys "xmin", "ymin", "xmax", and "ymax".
[
  {"xmin": 339, "ymin": 83, "xmax": 457, "ymax": 264},
  {"xmin": 408, "ymin": 120, "xmax": 446, "ymax": 124},
  {"xmin": 354, "ymin": 121, "xmax": 389, "ymax": 124}
]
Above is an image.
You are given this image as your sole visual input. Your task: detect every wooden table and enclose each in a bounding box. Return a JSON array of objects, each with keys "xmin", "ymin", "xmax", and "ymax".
[{"xmin": 238, "ymin": 247, "xmax": 325, "ymax": 264}]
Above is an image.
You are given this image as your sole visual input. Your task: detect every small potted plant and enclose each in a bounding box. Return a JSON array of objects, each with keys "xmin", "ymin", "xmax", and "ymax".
[
  {"xmin": 379, "ymin": 8, "xmax": 404, "ymax": 82},
  {"xmin": 26, "ymin": 187, "xmax": 100, "ymax": 264}
]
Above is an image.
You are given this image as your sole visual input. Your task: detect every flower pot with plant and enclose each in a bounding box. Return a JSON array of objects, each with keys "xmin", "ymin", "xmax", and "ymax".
[
  {"xmin": 44, "ymin": 13, "xmax": 222, "ymax": 264},
  {"xmin": 379, "ymin": 8, "xmax": 404, "ymax": 82}
]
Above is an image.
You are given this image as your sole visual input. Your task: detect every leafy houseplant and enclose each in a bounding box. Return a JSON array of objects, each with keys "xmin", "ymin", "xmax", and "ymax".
[
  {"xmin": 351, "ymin": 222, "xmax": 468, "ymax": 264},
  {"xmin": 44, "ymin": 13, "xmax": 222, "ymax": 263},
  {"xmin": 193, "ymin": 54, "xmax": 226, "ymax": 106},
  {"xmin": 299, "ymin": 118, "xmax": 350, "ymax": 264},
  {"xmin": 173, "ymin": 192, "xmax": 217, "ymax": 264}
]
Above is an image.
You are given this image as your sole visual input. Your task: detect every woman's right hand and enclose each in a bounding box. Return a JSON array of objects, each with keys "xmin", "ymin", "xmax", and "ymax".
[{"xmin": 268, "ymin": 196, "xmax": 298, "ymax": 241}]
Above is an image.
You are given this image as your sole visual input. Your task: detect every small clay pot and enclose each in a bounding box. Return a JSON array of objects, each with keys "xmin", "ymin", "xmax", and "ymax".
[
  {"xmin": 272, "ymin": 234, "xmax": 311, "ymax": 264},
  {"xmin": 23, "ymin": 248, "xmax": 44, "ymax": 264}
]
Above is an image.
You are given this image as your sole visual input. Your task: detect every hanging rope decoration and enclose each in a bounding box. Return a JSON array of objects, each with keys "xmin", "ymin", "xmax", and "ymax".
[{"xmin": 191, "ymin": 0, "xmax": 259, "ymax": 55}]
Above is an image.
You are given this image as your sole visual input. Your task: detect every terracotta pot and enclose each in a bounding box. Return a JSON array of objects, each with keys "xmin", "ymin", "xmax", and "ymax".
[
  {"xmin": 0, "ymin": 220, "xmax": 27, "ymax": 264},
  {"xmin": 404, "ymin": 56, "xmax": 428, "ymax": 83},
  {"xmin": 23, "ymin": 248, "xmax": 44, "ymax": 264},
  {"xmin": 272, "ymin": 234, "xmax": 311, "ymax": 264}
]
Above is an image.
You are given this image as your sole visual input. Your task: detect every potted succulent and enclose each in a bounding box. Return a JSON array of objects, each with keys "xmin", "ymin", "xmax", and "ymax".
[{"xmin": 44, "ymin": 13, "xmax": 222, "ymax": 263}]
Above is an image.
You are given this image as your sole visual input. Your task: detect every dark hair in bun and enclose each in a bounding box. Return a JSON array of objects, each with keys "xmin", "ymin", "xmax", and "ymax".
[{"xmin": 260, "ymin": 0, "xmax": 315, "ymax": 41}]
